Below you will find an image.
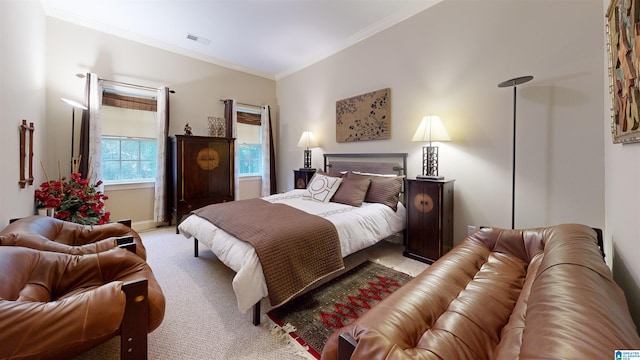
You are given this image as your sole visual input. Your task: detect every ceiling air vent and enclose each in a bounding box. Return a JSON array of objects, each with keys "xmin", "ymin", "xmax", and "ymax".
[{"xmin": 186, "ymin": 33, "xmax": 211, "ymax": 45}]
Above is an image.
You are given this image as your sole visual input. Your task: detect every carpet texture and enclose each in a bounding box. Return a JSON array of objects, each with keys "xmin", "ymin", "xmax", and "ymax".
[
  {"xmin": 69, "ymin": 226, "xmax": 426, "ymax": 359},
  {"xmin": 267, "ymin": 261, "xmax": 413, "ymax": 358}
]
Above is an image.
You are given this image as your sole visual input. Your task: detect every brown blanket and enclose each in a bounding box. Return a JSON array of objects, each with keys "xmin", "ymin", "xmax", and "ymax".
[{"xmin": 193, "ymin": 198, "xmax": 344, "ymax": 307}]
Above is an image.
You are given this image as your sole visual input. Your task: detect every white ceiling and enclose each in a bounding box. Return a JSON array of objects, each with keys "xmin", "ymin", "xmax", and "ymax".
[{"xmin": 41, "ymin": 0, "xmax": 442, "ymax": 80}]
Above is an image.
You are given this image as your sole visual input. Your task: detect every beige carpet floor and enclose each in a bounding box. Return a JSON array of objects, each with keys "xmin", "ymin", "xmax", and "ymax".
[{"xmin": 72, "ymin": 226, "xmax": 427, "ymax": 360}]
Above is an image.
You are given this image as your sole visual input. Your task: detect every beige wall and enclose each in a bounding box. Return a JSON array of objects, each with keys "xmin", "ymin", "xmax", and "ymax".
[
  {"xmin": 44, "ymin": 17, "xmax": 277, "ymax": 229},
  {"xmin": 602, "ymin": 0, "xmax": 640, "ymax": 329},
  {"xmin": 277, "ymin": 0, "xmax": 605, "ymax": 245},
  {"xmin": 2, "ymin": 0, "xmax": 638, "ymax": 330},
  {"xmin": 0, "ymin": 0, "xmax": 47, "ymax": 224}
]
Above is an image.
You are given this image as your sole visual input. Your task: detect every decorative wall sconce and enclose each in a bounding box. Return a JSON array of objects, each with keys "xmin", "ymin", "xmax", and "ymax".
[
  {"xmin": 411, "ymin": 115, "xmax": 450, "ymax": 180},
  {"xmin": 19, "ymin": 120, "xmax": 35, "ymax": 188}
]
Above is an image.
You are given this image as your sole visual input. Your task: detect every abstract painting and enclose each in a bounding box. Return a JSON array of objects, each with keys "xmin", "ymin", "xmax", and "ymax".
[
  {"xmin": 607, "ymin": 0, "xmax": 640, "ymax": 143},
  {"xmin": 336, "ymin": 88, "xmax": 390, "ymax": 142}
]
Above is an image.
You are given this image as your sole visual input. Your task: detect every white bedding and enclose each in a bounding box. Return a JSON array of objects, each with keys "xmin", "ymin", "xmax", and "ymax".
[{"xmin": 178, "ymin": 189, "xmax": 406, "ymax": 313}]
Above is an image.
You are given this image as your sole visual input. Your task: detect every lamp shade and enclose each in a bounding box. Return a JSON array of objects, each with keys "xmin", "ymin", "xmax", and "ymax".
[
  {"xmin": 411, "ymin": 115, "xmax": 450, "ymax": 143},
  {"xmin": 297, "ymin": 131, "xmax": 319, "ymax": 149}
]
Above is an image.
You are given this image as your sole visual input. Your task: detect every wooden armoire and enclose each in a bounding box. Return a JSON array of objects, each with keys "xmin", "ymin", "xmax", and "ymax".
[{"xmin": 168, "ymin": 135, "xmax": 234, "ymax": 233}]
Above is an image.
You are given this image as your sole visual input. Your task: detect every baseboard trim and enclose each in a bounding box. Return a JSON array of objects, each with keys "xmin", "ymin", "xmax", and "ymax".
[{"xmin": 131, "ymin": 220, "xmax": 164, "ymax": 232}]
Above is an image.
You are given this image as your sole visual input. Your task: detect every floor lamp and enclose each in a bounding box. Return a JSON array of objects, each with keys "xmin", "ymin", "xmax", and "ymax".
[
  {"xmin": 498, "ymin": 75, "xmax": 533, "ymax": 230},
  {"xmin": 60, "ymin": 98, "xmax": 88, "ymax": 173}
]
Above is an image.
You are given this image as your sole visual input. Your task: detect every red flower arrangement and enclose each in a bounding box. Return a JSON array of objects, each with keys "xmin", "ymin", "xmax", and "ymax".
[{"xmin": 35, "ymin": 172, "xmax": 110, "ymax": 225}]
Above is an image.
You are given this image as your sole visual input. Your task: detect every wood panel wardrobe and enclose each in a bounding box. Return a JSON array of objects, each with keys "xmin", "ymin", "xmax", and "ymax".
[{"xmin": 167, "ymin": 135, "xmax": 235, "ymax": 233}]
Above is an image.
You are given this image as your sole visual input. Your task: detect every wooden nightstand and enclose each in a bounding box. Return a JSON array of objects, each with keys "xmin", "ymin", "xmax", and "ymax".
[
  {"xmin": 293, "ymin": 168, "xmax": 316, "ymax": 189},
  {"xmin": 404, "ymin": 178, "xmax": 454, "ymax": 264}
]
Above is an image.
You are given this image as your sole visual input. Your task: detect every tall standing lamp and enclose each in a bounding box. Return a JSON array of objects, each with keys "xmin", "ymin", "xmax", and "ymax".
[
  {"xmin": 498, "ymin": 75, "xmax": 533, "ymax": 229},
  {"xmin": 411, "ymin": 115, "xmax": 450, "ymax": 180},
  {"xmin": 60, "ymin": 98, "xmax": 88, "ymax": 173},
  {"xmin": 296, "ymin": 131, "xmax": 319, "ymax": 169}
]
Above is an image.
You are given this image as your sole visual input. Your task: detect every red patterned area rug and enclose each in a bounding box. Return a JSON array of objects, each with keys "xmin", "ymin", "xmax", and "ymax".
[{"xmin": 267, "ymin": 261, "xmax": 413, "ymax": 359}]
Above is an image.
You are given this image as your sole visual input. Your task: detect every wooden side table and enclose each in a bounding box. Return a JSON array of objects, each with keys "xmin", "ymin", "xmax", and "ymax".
[
  {"xmin": 293, "ymin": 168, "xmax": 316, "ymax": 189},
  {"xmin": 404, "ymin": 178, "xmax": 454, "ymax": 264}
]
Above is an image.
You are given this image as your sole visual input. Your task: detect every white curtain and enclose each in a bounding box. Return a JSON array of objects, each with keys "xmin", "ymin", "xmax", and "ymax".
[
  {"xmin": 231, "ymin": 100, "xmax": 239, "ymax": 200},
  {"xmin": 260, "ymin": 105, "xmax": 271, "ymax": 197},
  {"xmin": 154, "ymin": 87, "xmax": 168, "ymax": 222},
  {"xmin": 88, "ymin": 73, "xmax": 102, "ymax": 190}
]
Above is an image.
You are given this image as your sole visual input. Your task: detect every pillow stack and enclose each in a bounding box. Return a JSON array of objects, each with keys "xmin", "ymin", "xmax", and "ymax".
[{"xmin": 302, "ymin": 170, "xmax": 404, "ymax": 210}]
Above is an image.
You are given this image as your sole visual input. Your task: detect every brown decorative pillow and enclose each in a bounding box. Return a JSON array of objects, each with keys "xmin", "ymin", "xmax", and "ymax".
[
  {"xmin": 365, "ymin": 176, "xmax": 404, "ymax": 211},
  {"xmin": 344, "ymin": 171, "xmax": 369, "ymax": 180},
  {"xmin": 331, "ymin": 176, "xmax": 371, "ymax": 207},
  {"xmin": 315, "ymin": 169, "xmax": 343, "ymax": 178},
  {"xmin": 345, "ymin": 171, "xmax": 404, "ymax": 210}
]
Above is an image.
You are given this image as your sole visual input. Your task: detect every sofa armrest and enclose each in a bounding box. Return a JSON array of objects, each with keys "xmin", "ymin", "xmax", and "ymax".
[
  {"xmin": 117, "ymin": 219, "xmax": 132, "ymax": 228},
  {"xmin": 117, "ymin": 236, "xmax": 136, "ymax": 254},
  {"xmin": 592, "ymin": 227, "xmax": 605, "ymax": 260},
  {"xmin": 338, "ymin": 332, "xmax": 357, "ymax": 360},
  {"xmin": 121, "ymin": 279, "xmax": 148, "ymax": 360}
]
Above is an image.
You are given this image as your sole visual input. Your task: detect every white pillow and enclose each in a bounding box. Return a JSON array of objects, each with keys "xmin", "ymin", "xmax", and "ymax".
[
  {"xmin": 350, "ymin": 171, "xmax": 398, "ymax": 177},
  {"xmin": 303, "ymin": 173, "xmax": 343, "ymax": 203}
]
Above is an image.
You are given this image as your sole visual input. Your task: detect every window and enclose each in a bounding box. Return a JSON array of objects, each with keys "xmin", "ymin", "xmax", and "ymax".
[
  {"xmin": 102, "ymin": 136, "xmax": 156, "ymax": 182},
  {"xmin": 237, "ymin": 122, "xmax": 262, "ymax": 176},
  {"xmin": 100, "ymin": 101, "xmax": 158, "ymax": 184}
]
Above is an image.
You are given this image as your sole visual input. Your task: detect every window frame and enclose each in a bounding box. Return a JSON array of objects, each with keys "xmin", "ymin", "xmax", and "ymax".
[
  {"xmin": 101, "ymin": 135, "xmax": 157, "ymax": 185},
  {"xmin": 235, "ymin": 110, "xmax": 263, "ymax": 178}
]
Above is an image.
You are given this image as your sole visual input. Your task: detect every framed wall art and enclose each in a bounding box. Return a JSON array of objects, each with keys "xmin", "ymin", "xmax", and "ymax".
[
  {"xmin": 607, "ymin": 0, "xmax": 640, "ymax": 144},
  {"xmin": 336, "ymin": 88, "xmax": 390, "ymax": 142}
]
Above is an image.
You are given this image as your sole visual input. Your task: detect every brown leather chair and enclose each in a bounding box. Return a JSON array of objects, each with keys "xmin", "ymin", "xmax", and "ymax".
[
  {"xmin": 0, "ymin": 215, "xmax": 146, "ymax": 260},
  {"xmin": 0, "ymin": 245, "xmax": 165, "ymax": 359}
]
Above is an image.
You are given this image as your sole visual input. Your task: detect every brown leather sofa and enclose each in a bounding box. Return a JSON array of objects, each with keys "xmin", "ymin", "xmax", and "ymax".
[
  {"xmin": 0, "ymin": 245, "xmax": 165, "ymax": 360},
  {"xmin": 322, "ymin": 224, "xmax": 640, "ymax": 360},
  {"xmin": 0, "ymin": 215, "xmax": 146, "ymax": 259}
]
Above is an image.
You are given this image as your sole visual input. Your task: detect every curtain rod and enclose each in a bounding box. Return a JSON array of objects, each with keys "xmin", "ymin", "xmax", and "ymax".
[
  {"xmin": 101, "ymin": 78, "xmax": 176, "ymax": 93},
  {"xmin": 219, "ymin": 99, "xmax": 263, "ymax": 109},
  {"xmin": 75, "ymin": 73, "xmax": 175, "ymax": 93}
]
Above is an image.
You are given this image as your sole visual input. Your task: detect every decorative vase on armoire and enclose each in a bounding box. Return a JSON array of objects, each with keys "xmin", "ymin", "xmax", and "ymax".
[{"xmin": 167, "ymin": 135, "xmax": 235, "ymax": 233}]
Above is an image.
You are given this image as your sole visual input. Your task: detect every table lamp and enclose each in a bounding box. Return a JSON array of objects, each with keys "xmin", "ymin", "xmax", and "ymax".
[
  {"xmin": 411, "ymin": 115, "xmax": 450, "ymax": 180},
  {"xmin": 296, "ymin": 131, "xmax": 318, "ymax": 169}
]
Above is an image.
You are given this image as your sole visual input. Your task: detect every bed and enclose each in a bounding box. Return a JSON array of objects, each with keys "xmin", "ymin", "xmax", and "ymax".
[{"xmin": 178, "ymin": 153, "xmax": 408, "ymax": 324}]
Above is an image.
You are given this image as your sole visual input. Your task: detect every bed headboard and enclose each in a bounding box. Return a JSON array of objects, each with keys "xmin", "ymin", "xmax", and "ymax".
[
  {"xmin": 323, "ymin": 153, "xmax": 407, "ymax": 176},
  {"xmin": 323, "ymin": 153, "xmax": 408, "ymax": 204}
]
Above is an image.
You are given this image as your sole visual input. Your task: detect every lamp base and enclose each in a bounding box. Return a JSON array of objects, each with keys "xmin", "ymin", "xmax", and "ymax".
[
  {"xmin": 303, "ymin": 149, "xmax": 312, "ymax": 169},
  {"xmin": 417, "ymin": 174, "xmax": 444, "ymax": 180}
]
